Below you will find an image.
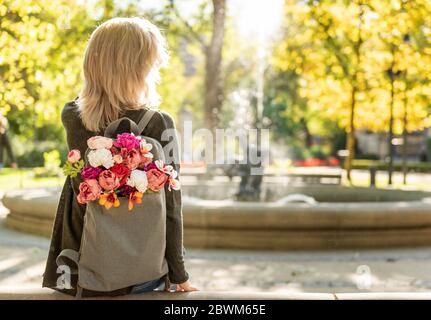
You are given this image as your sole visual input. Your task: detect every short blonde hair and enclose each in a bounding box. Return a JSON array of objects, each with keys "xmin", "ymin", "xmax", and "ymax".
[{"xmin": 78, "ymin": 17, "xmax": 168, "ymax": 131}]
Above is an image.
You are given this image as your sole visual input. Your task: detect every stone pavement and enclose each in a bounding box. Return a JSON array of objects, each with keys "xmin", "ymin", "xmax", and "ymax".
[{"xmin": 1, "ymin": 214, "xmax": 431, "ymax": 294}]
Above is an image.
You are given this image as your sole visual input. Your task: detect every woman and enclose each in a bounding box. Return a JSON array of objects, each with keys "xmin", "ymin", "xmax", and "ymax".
[{"xmin": 42, "ymin": 17, "xmax": 197, "ymax": 296}]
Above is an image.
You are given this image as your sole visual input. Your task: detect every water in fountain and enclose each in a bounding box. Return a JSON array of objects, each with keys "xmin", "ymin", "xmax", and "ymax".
[{"xmin": 276, "ymin": 194, "xmax": 318, "ymax": 205}]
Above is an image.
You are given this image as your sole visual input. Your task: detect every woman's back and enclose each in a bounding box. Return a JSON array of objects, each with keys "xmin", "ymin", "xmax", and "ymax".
[{"xmin": 43, "ymin": 17, "xmax": 195, "ymax": 296}]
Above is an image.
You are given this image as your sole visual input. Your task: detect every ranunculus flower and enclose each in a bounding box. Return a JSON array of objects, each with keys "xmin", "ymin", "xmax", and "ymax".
[
  {"xmin": 146, "ymin": 168, "xmax": 168, "ymax": 191},
  {"xmin": 67, "ymin": 150, "xmax": 81, "ymax": 163},
  {"xmin": 99, "ymin": 192, "xmax": 120, "ymax": 210},
  {"xmin": 88, "ymin": 148, "xmax": 114, "ymax": 169},
  {"xmin": 77, "ymin": 179, "xmax": 102, "ymax": 204},
  {"xmin": 124, "ymin": 149, "xmax": 142, "ymax": 170},
  {"xmin": 126, "ymin": 169, "xmax": 148, "ymax": 193},
  {"xmin": 113, "ymin": 154, "xmax": 123, "ymax": 164},
  {"xmin": 80, "ymin": 166, "xmax": 103, "ymax": 180},
  {"xmin": 114, "ymin": 133, "xmax": 140, "ymax": 150},
  {"xmin": 87, "ymin": 136, "xmax": 113, "ymax": 150},
  {"xmin": 110, "ymin": 163, "xmax": 130, "ymax": 186},
  {"xmin": 98, "ymin": 170, "xmax": 120, "ymax": 191}
]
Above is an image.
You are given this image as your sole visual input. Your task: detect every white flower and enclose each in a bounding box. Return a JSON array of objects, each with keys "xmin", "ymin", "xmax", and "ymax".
[
  {"xmin": 87, "ymin": 148, "xmax": 114, "ymax": 169},
  {"xmin": 170, "ymin": 169, "xmax": 178, "ymax": 179},
  {"xmin": 126, "ymin": 169, "xmax": 148, "ymax": 193},
  {"xmin": 168, "ymin": 178, "xmax": 180, "ymax": 191},
  {"xmin": 140, "ymin": 139, "xmax": 153, "ymax": 152},
  {"xmin": 140, "ymin": 140, "xmax": 153, "ymax": 159}
]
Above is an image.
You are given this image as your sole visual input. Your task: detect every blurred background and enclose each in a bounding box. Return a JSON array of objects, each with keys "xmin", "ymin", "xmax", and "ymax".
[{"xmin": 1, "ymin": 0, "xmax": 431, "ymax": 295}]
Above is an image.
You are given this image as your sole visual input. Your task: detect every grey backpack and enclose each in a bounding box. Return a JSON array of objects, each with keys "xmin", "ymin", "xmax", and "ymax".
[{"xmin": 56, "ymin": 110, "xmax": 168, "ymax": 296}]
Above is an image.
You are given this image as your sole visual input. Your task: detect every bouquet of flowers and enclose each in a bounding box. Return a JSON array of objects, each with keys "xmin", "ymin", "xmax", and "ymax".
[{"xmin": 63, "ymin": 133, "xmax": 180, "ymax": 211}]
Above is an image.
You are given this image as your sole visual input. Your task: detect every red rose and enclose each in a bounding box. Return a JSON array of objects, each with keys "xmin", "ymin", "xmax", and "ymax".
[{"xmin": 110, "ymin": 163, "xmax": 130, "ymax": 186}]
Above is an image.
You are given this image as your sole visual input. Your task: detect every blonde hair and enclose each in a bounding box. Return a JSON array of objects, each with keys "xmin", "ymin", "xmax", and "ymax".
[{"xmin": 78, "ymin": 17, "xmax": 168, "ymax": 131}]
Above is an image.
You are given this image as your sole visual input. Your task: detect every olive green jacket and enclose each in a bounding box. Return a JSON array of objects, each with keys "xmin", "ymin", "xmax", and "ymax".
[{"xmin": 42, "ymin": 101, "xmax": 189, "ymax": 296}]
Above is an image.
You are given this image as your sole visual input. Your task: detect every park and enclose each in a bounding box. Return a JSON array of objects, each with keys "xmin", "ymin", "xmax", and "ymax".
[{"xmin": 1, "ymin": 0, "xmax": 431, "ymax": 300}]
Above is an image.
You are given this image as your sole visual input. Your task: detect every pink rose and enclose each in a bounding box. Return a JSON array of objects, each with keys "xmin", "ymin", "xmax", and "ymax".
[
  {"xmin": 77, "ymin": 179, "xmax": 102, "ymax": 204},
  {"xmin": 67, "ymin": 150, "xmax": 81, "ymax": 163},
  {"xmin": 113, "ymin": 133, "xmax": 140, "ymax": 150},
  {"xmin": 146, "ymin": 168, "xmax": 168, "ymax": 192},
  {"xmin": 87, "ymin": 136, "xmax": 113, "ymax": 149},
  {"xmin": 123, "ymin": 149, "xmax": 142, "ymax": 170},
  {"xmin": 80, "ymin": 166, "xmax": 103, "ymax": 180},
  {"xmin": 98, "ymin": 170, "xmax": 120, "ymax": 191}
]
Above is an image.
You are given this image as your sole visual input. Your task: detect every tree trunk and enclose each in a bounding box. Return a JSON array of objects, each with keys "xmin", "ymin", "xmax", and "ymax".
[
  {"xmin": 402, "ymin": 82, "xmax": 408, "ymax": 185},
  {"xmin": 345, "ymin": 85, "xmax": 356, "ymax": 182},
  {"xmin": 387, "ymin": 51, "xmax": 396, "ymax": 186},
  {"xmin": 300, "ymin": 117, "xmax": 313, "ymax": 147},
  {"xmin": 204, "ymin": 0, "xmax": 226, "ymax": 132},
  {"xmin": 345, "ymin": 2, "xmax": 363, "ymax": 183}
]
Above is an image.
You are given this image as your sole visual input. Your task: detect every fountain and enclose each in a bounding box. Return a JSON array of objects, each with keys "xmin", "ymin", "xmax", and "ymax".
[
  {"xmin": 4, "ymin": 180, "xmax": 431, "ymax": 250},
  {"xmin": 276, "ymin": 194, "xmax": 317, "ymax": 205}
]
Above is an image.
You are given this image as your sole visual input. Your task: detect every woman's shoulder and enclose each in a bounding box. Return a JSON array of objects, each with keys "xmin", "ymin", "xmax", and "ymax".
[
  {"xmin": 61, "ymin": 100, "xmax": 80, "ymax": 124},
  {"xmin": 156, "ymin": 110, "xmax": 176, "ymax": 128}
]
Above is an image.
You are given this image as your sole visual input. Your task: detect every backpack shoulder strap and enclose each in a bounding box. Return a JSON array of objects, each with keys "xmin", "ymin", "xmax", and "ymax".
[
  {"xmin": 104, "ymin": 117, "xmax": 140, "ymax": 138},
  {"xmin": 137, "ymin": 109, "xmax": 157, "ymax": 134}
]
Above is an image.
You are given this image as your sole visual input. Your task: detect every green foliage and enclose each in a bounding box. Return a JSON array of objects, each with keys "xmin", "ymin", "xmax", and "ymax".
[
  {"xmin": 272, "ymin": 0, "xmax": 431, "ymax": 137},
  {"xmin": 14, "ymin": 140, "xmax": 68, "ymax": 167},
  {"xmin": 62, "ymin": 158, "xmax": 84, "ymax": 178},
  {"xmin": 33, "ymin": 150, "xmax": 63, "ymax": 178},
  {"xmin": 1, "ymin": 0, "xmax": 206, "ymax": 161}
]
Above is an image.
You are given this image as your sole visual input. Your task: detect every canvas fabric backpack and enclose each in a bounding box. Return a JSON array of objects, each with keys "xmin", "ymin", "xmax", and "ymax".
[{"xmin": 56, "ymin": 110, "xmax": 169, "ymax": 296}]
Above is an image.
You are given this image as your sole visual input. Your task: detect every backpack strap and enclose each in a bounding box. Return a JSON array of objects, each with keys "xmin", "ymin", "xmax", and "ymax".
[
  {"xmin": 56, "ymin": 249, "xmax": 79, "ymax": 275},
  {"xmin": 137, "ymin": 109, "xmax": 156, "ymax": 134},
  {"xmin": 104, "ymin": 117, "xmax": 140, "ymax": 138}
]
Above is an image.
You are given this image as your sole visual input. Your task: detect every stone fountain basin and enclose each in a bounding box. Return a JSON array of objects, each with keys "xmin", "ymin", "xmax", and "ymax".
[{"xmin": 3, "ymin": 185, "xmax": 431, "ymax": 250}]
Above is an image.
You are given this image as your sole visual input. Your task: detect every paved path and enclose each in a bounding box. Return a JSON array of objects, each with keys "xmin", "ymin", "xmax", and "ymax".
[{"xmin": 1, "ymin": 216, "xmax": 431, "ymax": 293}]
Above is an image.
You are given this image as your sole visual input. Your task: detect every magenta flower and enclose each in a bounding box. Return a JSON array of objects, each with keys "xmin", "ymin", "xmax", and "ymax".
[
  {"xmin": 118, "ymin": 185, "xmax": 136, "ymax": 197},
  {"xmin": 80, "ymin": 166, "xmax": 103, "ymax": 180},
  {"xmin": 144, "ymin": 162, "xmax": 158, "ymax": 171},
  {"xmin": 113, "ymin": 133, "xmax": 141, "ymax": 150}
]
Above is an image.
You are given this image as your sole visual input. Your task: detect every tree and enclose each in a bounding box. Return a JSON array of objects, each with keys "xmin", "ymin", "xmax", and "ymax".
[
  {"xmin": 272, "ymin": 0, "xmax": 431, "ymax": 177},
  {"xmin": 169, "ymin": 0, "xmax": 226, "ymax": 132}
]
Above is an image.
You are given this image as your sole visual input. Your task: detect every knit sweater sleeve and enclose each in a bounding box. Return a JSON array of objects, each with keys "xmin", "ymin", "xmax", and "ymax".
[{"xmin": 146, "ymin": 110, "xmax": 189, "ymax": 284}]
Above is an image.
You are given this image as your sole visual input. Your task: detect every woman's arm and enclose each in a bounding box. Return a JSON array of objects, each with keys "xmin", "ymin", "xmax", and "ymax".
[{"xmin": 147, "ymin": 111, "xmax": 189, "ymax": 284}]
